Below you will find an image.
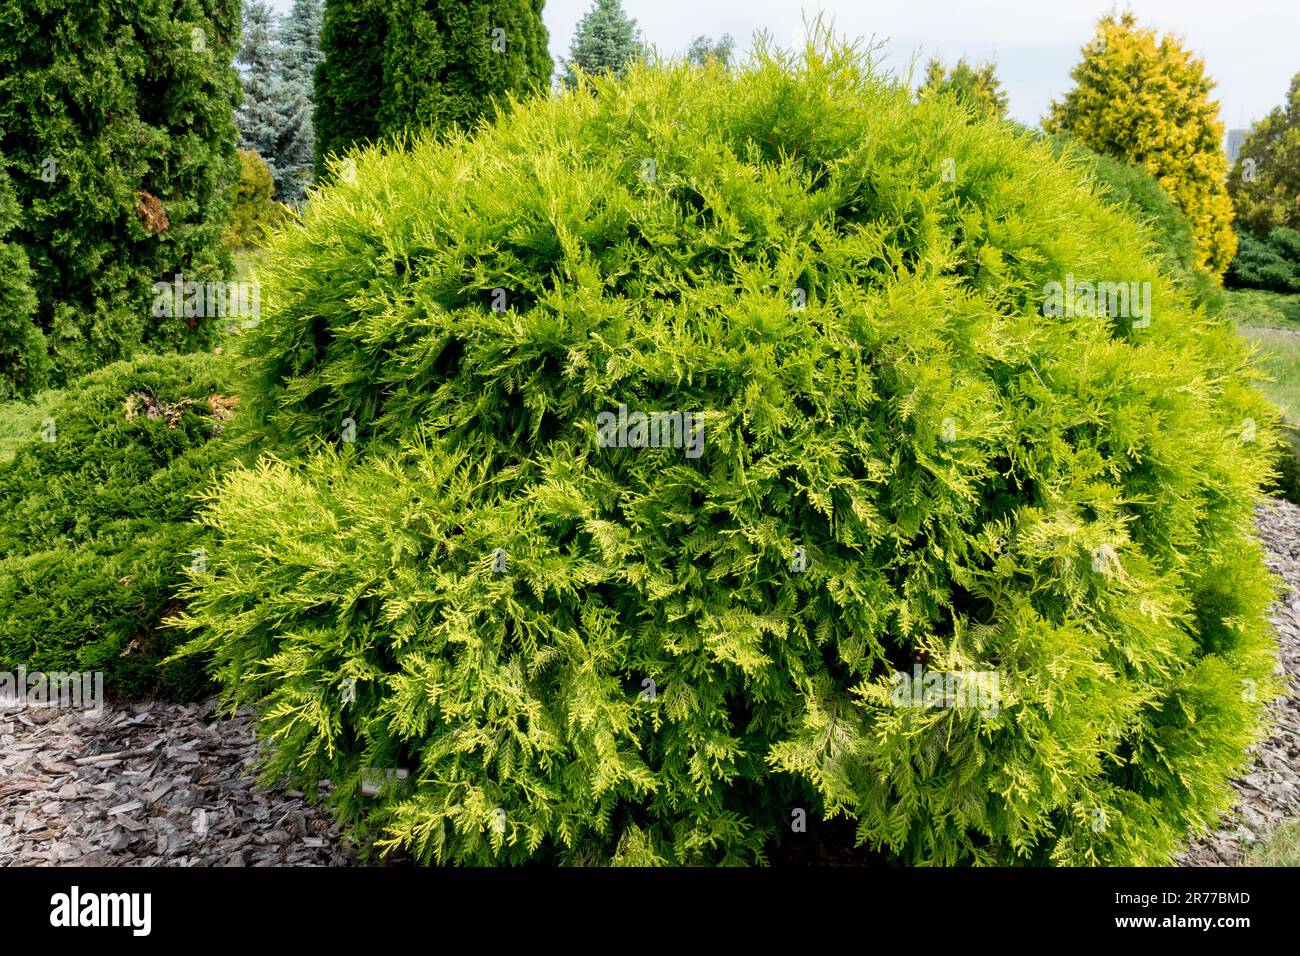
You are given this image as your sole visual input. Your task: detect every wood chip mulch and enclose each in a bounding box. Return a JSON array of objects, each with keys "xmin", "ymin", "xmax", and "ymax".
[
  {"xmin": 1179, "ymin": 498, "xmax": 1300, "ymax": 866},
  {"xmin": 0, "ymin": 699, "xmax": 354, "ymax": 867}
]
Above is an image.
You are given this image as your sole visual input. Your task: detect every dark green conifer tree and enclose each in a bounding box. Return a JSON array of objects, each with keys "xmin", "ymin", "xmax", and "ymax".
[
  {"xmin": 315, "ymin": 0, "xmax": 552, "ymax": 175},
  {"xmin": 561, "ymin": 0, "xmax": 642, "ymax": 86},
  {"xmin": 315, "ymin": 0, "xmax": 388, "ymax": 174},
  {"xmin": 0, "ymin": 0, "xmax": 241, "ymax": 382}
]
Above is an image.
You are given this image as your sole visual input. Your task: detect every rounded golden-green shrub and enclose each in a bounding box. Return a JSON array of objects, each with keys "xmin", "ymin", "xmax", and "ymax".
[
  {"xmin": 224, "ymin": 148, "xmax": 290, "ymax": 251},
  {"xmin": 174, "ymin": 37, "xmax": 1282, "ymax": 865}
]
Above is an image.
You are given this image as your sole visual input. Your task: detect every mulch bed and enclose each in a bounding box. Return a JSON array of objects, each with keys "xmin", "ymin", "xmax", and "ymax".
[
  {"xmin": 0, "ymin": 700, "xmax": 353, "ymax": 866},
  {"xmin": 1178, "ymin": 499, "xmax": 1300, "ymax": 865}
]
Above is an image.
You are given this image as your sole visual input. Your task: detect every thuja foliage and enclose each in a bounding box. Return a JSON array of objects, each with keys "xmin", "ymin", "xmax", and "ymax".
[
  {"xmin": 0, "ymin": 0, "xmax": 241, "ymax": 384},
  {"xmin": 314, "ymin": 0, "xmax": 551, "ymax": 174},
  {"xmin": 380, "ymin": 0, "xmax": 551, "ymax": 142},
  {"xmin": 1227, "ymin": 227, "xmax": 1300, "ymax": 293},
  {"xmin": 1051, "ymin": 137, "xmax": 1224, "ymax": 314},
  {"xmin": 314, "ymin": 0, "xmax": 387, "ymax": 172},
  {"xmin": 176, "ymin": 35, "xmax": 1281, "ymax": 865},
  {"xmin": 0, "ymin": 162, "xmax": 48, "ymax": 400},
  {"xmin": 0, "ymin": 354, "xmax": 246, "ymax": 699},
  {"xmin": 1044, "ymin": 13, "xmax": 1237, "ymax": 278},
  {"xmin": 1227, "ymin": 71, "xmax": 1300, "ymax": 236}
]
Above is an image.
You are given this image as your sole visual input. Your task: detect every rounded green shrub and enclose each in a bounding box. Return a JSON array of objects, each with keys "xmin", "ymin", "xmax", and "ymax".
[
  {"xmin": 1228, "ymin": 226, "xmax": 1300, "ymax": 293},
  {"xmin": 0, "ymin": 353, "xmax": 247, "ymax": 699},
  {"xmin": 175, "ymin": 38, "xmax": 1281, "ymax": 865},
  {"xmin": 224, "ymin": 148, "xmax": 290, "ymax": 252}
]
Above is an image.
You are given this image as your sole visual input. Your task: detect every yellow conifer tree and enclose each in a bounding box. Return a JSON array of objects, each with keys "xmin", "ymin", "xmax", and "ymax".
[{"xmin": 1044, "ymin": 13, "xmax": 1236, "ymax": 277}]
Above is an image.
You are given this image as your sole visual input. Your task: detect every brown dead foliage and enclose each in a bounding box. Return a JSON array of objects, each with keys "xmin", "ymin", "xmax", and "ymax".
[{"xmin": 122, "ymin": 391, "xmax": 239, "ymax": 433}]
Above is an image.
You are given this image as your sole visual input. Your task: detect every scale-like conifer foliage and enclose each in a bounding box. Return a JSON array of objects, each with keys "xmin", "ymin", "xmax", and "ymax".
[
  {"xmin": 314, "ymin": 0, "xmax": 551, "ymax": 173},
  {"xmin": 0, "ymin": 354, "xmax": 245, "ymax": 700},
  {"xmin": 175, "ymin": 36, "xmax": 1281, "ymax": 865},
  {"xmin": 0, "ymin": 0, "xmax": 241, "ymax": 383}
]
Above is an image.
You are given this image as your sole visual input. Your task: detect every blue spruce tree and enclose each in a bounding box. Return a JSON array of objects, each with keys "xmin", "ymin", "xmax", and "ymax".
[
  {"xmin": 235, "ymin": 1, "xmax": 292, "ymax": 193},
  {"xmin": 276, "ymin": 0, "xmax": 323, "ymax": 203}
]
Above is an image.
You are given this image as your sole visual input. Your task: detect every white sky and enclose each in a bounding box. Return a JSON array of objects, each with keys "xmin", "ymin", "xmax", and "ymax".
[{"xmin": 271, "ymin": 0, "xmax": 1298, "ymax": 131}]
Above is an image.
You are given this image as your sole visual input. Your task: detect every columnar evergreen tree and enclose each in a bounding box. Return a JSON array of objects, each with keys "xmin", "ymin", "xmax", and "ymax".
[
  {"xmin": 0, "ymin": 0, "xmax": 240, "ymax": 383},
  {"xmin": 0, "ymin": 161, "xmax": 47, "ymax": 399},
  {"xmin": 1044, "ymin": 13, "xmax": 1236, "ymax": 277},
  {"xmin": 561, "ymin": 0, "xmax": 642, "ymax": 86},
  {"xmin": 235, "ymin": 0, "xmax": 321, "ymax": 205},
  {"xmin": 276, "ymin": 0, "xmax": 324, "ymax": 203},
  {"xmin": 1228, "ymin": 71, "xmax": 1300, "ymax": 236},
  {"xmin": 919, "ymin": 58, "xmax": 1008, "ymax": 120},
  {"xmin": 315, "ymin": 1, "xmax": 551, "ymax": 175},
  {"xmin": 314, "ymin": 0, "xmax": 387, "ymax": 173},
  {"xmin": 236, "ymin": 2, "xmax": 293, "ymax": 189},
  {"xmin": 379, "ymin": 0, "xmax": 552, "ymax": 140}
]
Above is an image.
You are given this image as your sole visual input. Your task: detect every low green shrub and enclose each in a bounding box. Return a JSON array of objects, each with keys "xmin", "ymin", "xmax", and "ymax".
[
  {"xmin": 1228, "ymin": 227, "xmax": 1300, "ymax": 293},
  {"xmin": 176, "ymin": 36, "xmax": 1281, "ymax": 865},
  {"xmin": 1223, "ymin": 288, "xmax": 1300, "ymax": 331},
  {"xmin": 0, "ymin": 353, "xmax": 246, "ymax": 699}
]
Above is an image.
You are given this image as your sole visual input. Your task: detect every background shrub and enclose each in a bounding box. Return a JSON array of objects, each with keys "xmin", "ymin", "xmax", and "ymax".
[
  {"xmin": 1051, "ymin": 137, "xmax": 1225, "ymax": 313},
  {"xmin": 225, "ymin": 149, "xmax": 291, "ymax": 251},
  {"xmin": 0, "ymin": 0, "xmax": 241, "ymax": 384},
  {"xmin": 177, "ymin": 37, "xmax": 1280, "ymax": 866},
  {"xmin": 1044, "ymin": 12, "xmax": 1238, "ymax": 277},
  {"xmin": 0, "ymin": 353, "xmax": 246, "ymax": 700},
  {"xmin": 1227, "ymin": 227, "xmax": 1300, "ymax": 292}
]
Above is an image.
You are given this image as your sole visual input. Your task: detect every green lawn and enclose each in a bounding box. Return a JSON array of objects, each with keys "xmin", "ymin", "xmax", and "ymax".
[
  {"xmin": 1239, "ymin": 327, "xmax": 1300, "ymax": 424},
  {"xmin": 1225, "ymin": 289, "xmax": 1300, "ymax": 426}
]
